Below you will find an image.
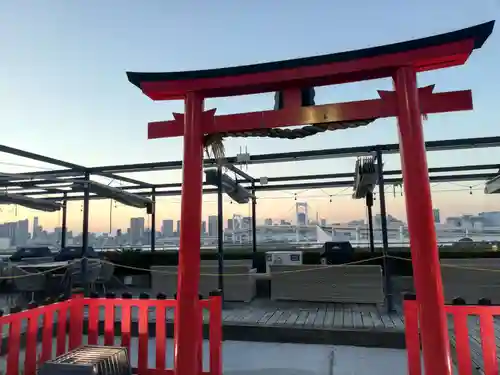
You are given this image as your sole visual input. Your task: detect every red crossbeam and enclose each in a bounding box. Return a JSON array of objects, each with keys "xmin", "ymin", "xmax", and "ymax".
[{"xmin": 148, "ymin": 86, "xmax": 472, "ymax": 139}]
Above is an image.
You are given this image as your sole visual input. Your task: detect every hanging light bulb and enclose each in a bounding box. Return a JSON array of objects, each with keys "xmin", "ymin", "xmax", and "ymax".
[
  {"xmin": 329, "ymin": 195, "xmax": 332, "ymax": 203},
  {"xmin": 469, "ymin": 186, "xmax": 473, "ymax": 195},
  {"xmin": 294, "ymin": 194, "xmax": 297, "ymax": 201}
]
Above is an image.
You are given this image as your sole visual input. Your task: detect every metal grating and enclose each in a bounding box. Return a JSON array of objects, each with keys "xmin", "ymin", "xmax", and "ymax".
[{"xmin": 38, "ymin": 346, "xmax": 132, "ymax": 375}]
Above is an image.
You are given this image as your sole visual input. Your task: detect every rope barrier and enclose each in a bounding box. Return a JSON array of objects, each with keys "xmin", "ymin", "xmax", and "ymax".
[
  {"xmin": 3, "ymin": 254, "xmax": 500, "ymax": 280},
  {"xmin": 387, "ymin": 255, "xmax": 500, "ymax": 273},
  {"xmin": 0, "ymin": 263, "xmax": 69, "ymax": 280},
  {"xmin": 100, "ymin": 256, "xmax": 386, "ymax": 277}
]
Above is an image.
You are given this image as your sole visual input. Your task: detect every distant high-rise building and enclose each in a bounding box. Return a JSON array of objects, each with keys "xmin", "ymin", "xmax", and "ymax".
[
  {"xmin": 130, "ymin": 217, "xmax": 145, "ymax": 244},
  {"xmin": 201, "ymin": 221, "xmax": 207, "ymax": 235},
  {"xmin": 33, "ymin": 217, "xmax": 39, "ymax": 238},
  {"xmin": 433, "ymin": 209, "xmax": 441, "ymax": 224},
  {"xmin": 16, "ymin": 219, "xmax": 29, "ymax": 246},
  {"xmin": 320, "ymin": 218, "xmax": 327, "ymax": 227},
  {"xmin": 54, "ymin": 227, "xmax": 62, "ymax": 243},
  {"xmin": 227, "ymin": 219, "xmax": 233, "ymax": 230},
  {"xmin": 162, "ymin": 219, "xmax": 174, "ymax": 237},
  {"xmin": 264, "ymin": 218, "xmax": 273, "ymax": 226},
  {"xmin": 208, "ymin": 215, "xmax": 218, "ymax": 237},
  {"xmin": 242, "ymin": 216, "xmax": 251, "ymax": 229},
  {"xmin": 176, "ymin": 220, "xmax": 181, "ymax": 235}
]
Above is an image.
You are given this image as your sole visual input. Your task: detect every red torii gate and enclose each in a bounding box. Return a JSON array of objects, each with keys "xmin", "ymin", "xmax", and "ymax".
[{"xmin": 128, "ymin": 21, "xmax": 494, "ymax": 375}]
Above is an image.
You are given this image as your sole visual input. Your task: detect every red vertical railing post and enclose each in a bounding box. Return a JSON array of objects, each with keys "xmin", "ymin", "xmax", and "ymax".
[
  {"xmin": 24, "ymin": 306, "xmax": 40, "ymax": 375},
  {"xmin": 174, "ymin": 292, "xmax": 178, "ymax": 369},
  {"xmin": 137, "ymin": 293, "xmax": 150, "ymax": 374},
  {"xmin": 450, "ymin": 298, "xmax": 473, "ymax": 375},
  {"xmin": 155, "ymin": 293, "xmax": 168, "ymax": 372},
  {"xmin": 394, "ymin": 66, "xmax": 451, "ymax": 375},
  {"xmin": 56, "ymin": 300, "xmax": 69, "ymax": 356},
  {"xmin": 6, "ymin": 311, "xmax": 22, "ymax": 375},
  {"xmin": 104, "ymin": 293, "xmax": 116, "ymax": 346},
  {"xmin": 477, "ymin": 298, "xmax": 498, "ymax": 375},
  {"xmin": 176, "ymin": 91, "xmax": 205, "ymax": 375},
  {"xmin": 209, "ymin": 290, "xmax": 223, "ymax": 375},
  {"xmin": 87, "ymin": 295, "xmax": 100, "ymax": 345},
  {"xmin": 403, "ymin": 294, "xmax": 421, "ymax": 375},
  {"xmin": 120, "ymin": 292, "xmax": 132, "ymax": 355},
  {"xmin": 41, "ymin": 306, "xmax": 55, "ymax": 362},
  {"xmin": 69, "ymin": 294, "xmax": 85, "ymax": 350},
  {"xmin": 198, "ymin": 294, "xmax": 204, "ymax": 374}
]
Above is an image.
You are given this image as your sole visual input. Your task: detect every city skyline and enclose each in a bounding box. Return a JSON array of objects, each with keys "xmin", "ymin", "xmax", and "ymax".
[
  {"xmin": 2, "ymin": 205, "xmax": 498, "ymax": 249},
  {"xmin": 0, "ymin": 184, "xmax": 497, "ymax": 233}
]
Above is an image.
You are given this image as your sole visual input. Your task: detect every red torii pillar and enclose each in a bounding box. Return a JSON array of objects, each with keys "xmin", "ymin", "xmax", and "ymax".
[{"xmin": 127, "ymin": 20, "xmax": 494, "ymax": 375}]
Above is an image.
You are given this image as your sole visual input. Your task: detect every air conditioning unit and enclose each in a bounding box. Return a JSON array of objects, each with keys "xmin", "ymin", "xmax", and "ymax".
[{"xmin": 266, "ymin": 251, "xmax": 303, "ymax": 274}]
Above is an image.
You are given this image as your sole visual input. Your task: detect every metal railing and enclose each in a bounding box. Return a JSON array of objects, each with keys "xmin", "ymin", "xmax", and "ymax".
[
  {"xmin": 0, "ymin": 292, "xmax": 223, "ymax": 375},
  {"xmin": 403, "ymin": 294, "xmax": 498, "ymax": 375}
]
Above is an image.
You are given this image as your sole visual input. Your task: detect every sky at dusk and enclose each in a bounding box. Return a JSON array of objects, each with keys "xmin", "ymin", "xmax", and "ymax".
[{"xmin": 0, "ymin": 0, "xmax": 499, "ymax": 232}]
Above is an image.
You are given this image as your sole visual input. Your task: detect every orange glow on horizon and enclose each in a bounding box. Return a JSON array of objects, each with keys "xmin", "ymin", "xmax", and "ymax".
[{"xmin": 0, "ymin": 187, "xmax": 496, "ymax": 233}]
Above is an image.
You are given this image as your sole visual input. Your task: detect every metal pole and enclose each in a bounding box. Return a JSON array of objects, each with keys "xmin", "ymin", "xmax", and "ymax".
[
  {"xmin": 81, "ymin": 171, "xmax": 90, "ymax": 295},
  {"xmin": 366, "ymin": 192, "xmax": 375, "ymax": 253},
  {"xmin": 376, "ymin": 150, "xmax": 393, "ymax": 313},
  {"xmin": 151, "ymin": 187, "xmax": 156, "ymax": 252},
  {"xmin": 394, "ymin": 66, "xmax": 450, "ymax": 375},
  {"xmin": 109, "ymin": 200, "xmax": 113, "ymax": 234},
  {"xmin": 217, "ymin": 166, "xmax": 224, "ymax": 297},
  {"xmin": 251, "ymin": 182, "xmax": 257, "ymax": 268},
  {"xmin": 61, "ymin": 192, "xmax": 67, "ymax": 248}
]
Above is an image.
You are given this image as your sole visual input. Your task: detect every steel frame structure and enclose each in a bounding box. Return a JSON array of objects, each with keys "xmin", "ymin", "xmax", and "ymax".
[
  {"xmin": 3, "ymin": 136, "xmax": 499, "ymax": 198},
  {"xmin": 0, "ymin": 139, "xmax": 498, "ymax": 246},
  {"xmin": 1, "ymin": 137, "xmax": 497, "ymax": 260},
  {"xmin": 0, "ymin": 137, "xmax": 498, "ymax": 262}
]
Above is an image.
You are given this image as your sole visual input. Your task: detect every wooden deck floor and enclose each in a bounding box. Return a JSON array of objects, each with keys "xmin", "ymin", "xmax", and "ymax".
[{"xmin": 216, "ymin": 300, "xmax": 405, "ymax": 331}]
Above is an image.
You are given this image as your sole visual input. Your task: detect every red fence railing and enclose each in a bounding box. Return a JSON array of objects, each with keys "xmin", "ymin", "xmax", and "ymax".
[
  {"xmin": 0, "ymin": 291, "xmax": 223, "ymax": 375},
  {"xmin": 403, "ymin": 293, "xmax": 499, "ymax": 375}
]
